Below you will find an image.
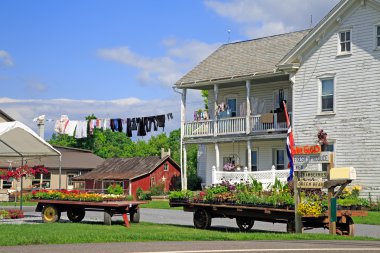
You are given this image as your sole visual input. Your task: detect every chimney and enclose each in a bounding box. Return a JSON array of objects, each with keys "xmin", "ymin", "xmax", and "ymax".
[{"xmin": 161, "ymin": 148, "xmax": 171, "ymax": 158}]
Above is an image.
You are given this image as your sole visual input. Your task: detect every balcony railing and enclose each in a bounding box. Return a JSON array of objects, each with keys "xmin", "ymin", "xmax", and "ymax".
[
  {"xmin": 217, "ymin": 117, "xmax": 245, "ymax": 135},
  {"xmin": 183, "ymin": 113, "xmax": 289, "ymax": 138}
]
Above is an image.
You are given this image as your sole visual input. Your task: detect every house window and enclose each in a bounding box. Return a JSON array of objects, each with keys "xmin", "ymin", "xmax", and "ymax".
[
  {"xmin": 67, "ymin": 173, "xmax": 78, "ymax": 189},
  {"xmin": 164, "ymin": 163, "xmax": 168, "ymax": 171},
  {"xmin": 322, "ymin": 143, "xmax": 334, "ymax": 171},
  {"xmin": 273, "ymin": 89, "xmax": 289, "ymax": 111},
  {"xmin": 275, "ymin": 149, "xmax": 285, "ymax": 170},
  {"xmin": 251, "ymin": 151, "xmax": 258, "ymax": 171},
  {"xmin": 376, "ymin": 25, "xmax": 380, "ymax": 48},
  {"xmin": 226, "ymin": 98, "xmax": 237, "ymax": 117},
  {"xmin": 339, "ymin": 30, "xmax": 351, "ymax": 54},
  {"xmin": 31, "ymin": 172, "xmax": 51, "ymax": 189},
  {"xmin": 1, "ymin": 179, "xmax": 12, "ymax": 189},
  {"xmin": 321, "ymin": 79, "xmax": 334, "ymax": 112}
]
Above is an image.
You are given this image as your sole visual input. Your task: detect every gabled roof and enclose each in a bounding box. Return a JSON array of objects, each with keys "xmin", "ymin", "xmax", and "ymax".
[
  {"xmin": 175, "ymin": 30, "xmax": 310, "ymax": 88},
  {"xmin": 73, "ymin": 156, "xmax": 180, "ymax": 181},
  {"xmin": 0, "ymin": 109, "xmax": 15, "ymax": 122},
  {"xmin": 279, "ymin": 0, "xmax": 380, "ymax": 65}
]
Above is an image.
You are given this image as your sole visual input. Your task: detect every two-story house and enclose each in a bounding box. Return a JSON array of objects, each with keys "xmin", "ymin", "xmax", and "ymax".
[{"xmin": 175, "ymin": 0, "xmax": 380, "ymax": 198}]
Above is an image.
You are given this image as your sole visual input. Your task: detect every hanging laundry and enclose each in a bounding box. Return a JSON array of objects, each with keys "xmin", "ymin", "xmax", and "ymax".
[
  {"xmin": 89, "ymin": 119, "xmax": 97, "ymax": 135},
  {"xmin": 117, "ymin": 118, "xmax": 123, "ymax": 132},
  {"xmin": 126, "ymin": 118, "xmax": 132, "ymax": 137},
  {"xmin": 75, "ymin": 121, "xmax": 88, "ymax": 139},
  {"xmin": 167, "ymin": 113, "xmax": 173, "ymax": 120},
  {"xmin": 96, "ymin": 119, "xmax": 102, "ymax": 128},
  {"xmin": 103, "ymin": 119, "xmax": 108, "ymax": 130},
  {"xmin": 54, "ymin": 115, "xmax": 69, "ymax": 134},
  {"xmin": 156, "ymin": 114, "xmax": 166, "ymax": 131},
  {"xmin": 131, "ymin": 118, "xmax": 137, "ymax": 131},
  {"xmin": 146, "ymin": 116, "xmax": 157, "ymax": 132},
  {"xmin": 110, "ymin": 119, "xmax": 115, "ymax": 132},
  {"xmin": 64, "ymin": 120, "xmax": 78, "ymax": 136},
  {"xmin": 137, "ymin": 117, "xmax": 146, "ymax": 136}
]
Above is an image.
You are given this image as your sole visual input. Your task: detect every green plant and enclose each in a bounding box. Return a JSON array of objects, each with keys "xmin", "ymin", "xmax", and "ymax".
[
  {"xmin": 106, "ymin": 184, "xmax": 124, "ymax": 195},
  {"xmin": 187, "ymin": 174, "xmax": 202, "ymax": 191},
  {"xmin": 150, "ymin": 183, "xmax": 165, "ymax": 196},
  {"xmin": 0, "ymin": 209, "xmax": 9, "ymax": 219},
  {"xmin": 169, "ymin": 190, "xmax": 194, "ymax": 201},
  {"xmin": 136, "ymin": 188, "xmax": 143, "ymax": 198},
  {"xmin": 138, "ymin": 191, "xmax": 152, "ymax": 200}
]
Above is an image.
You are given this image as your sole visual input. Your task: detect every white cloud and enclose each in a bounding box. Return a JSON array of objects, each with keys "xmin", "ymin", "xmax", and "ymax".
[
  {"xmin": 205, "ymin": 0, "xmax": 340, "ymax": 38},
  {"xmin": 0, "ymin": 50, "xmax": 14, "ymax": 67},
  {"xmin": 97, "ymin": 39, "xmax": 220, "ymax": 87},
  {"xmin": 26, "ymin": 81, "xmax": 48, "ymax": 93},
  {"xmin": 0, "ymin": 92, "xmax": 203, "ymax": 140}
]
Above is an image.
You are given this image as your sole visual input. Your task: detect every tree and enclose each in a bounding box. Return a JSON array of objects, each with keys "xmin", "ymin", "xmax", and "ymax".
[{"xmin": 201, "ymin": 90, "xmax": 209, "ymax": 110}]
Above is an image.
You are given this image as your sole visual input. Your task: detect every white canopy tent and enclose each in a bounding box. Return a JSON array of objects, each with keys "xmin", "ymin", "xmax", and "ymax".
[{"xmin": 0, "ymin": 121, "xmax": 61, "ymax": 208}]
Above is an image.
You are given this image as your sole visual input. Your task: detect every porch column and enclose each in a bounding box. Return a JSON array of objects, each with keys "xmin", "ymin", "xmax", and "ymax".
[
  {"xmin": 215, "ymin": 143, "xmax": 220, "ymax": 171},
  {"xmin": 213, "ymin": 84, "xmax": 219, "ymax": 137},
  {"xmin": 129, "ymin": 180, "xmax": 132, "ymax": 196},
  {"xmin": 180, "ymin": 89, "xmax": 187, "ymax": 190},
  {"xmin": 247, "ymin": 140, "xmax": 252, "ymax": 171},
  {"xmin": 183, "ymin": 143, "xmax": 187, "ymax": 190},
  {"xmin": 245, "ymin": 80, "xmax": 251, "ymax": 134}
]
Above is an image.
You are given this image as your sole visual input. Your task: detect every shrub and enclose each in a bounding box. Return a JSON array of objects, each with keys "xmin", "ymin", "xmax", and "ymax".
[
  {"xmin": 138, "ymin": 191, "xmax": 152, "ymax": 200},
  {"xmin": 187, "ymin": 174, "xmax": 202, "ymax": 191},
  {"xmin": 7, "ymin": 209, "xmax": 24, "ymax": 219},
  {"xmin": 136, "ymin": 187, "xmax": 143, "ymax": 198},
  {"xmin": 106, "ymin": 184, "xmax": 124, "ymax": 195},
  {"xmin": 0, "ymin": 210, "xmax": 9, "ymax": 219},
  {"xmin": 150, "ymin": 184, "xmax": 165, "ymax": 196}
]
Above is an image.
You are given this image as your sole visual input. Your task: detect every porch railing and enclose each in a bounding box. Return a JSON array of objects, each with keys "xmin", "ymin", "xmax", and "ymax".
[
  {"xmin": 212, "ymin": 167, "xmax": 290, "ymax": 189},
  {"xmin": 183, "ymin": 113, "xmax": 290, "ymax": 138},
  {"xmin": 184, "ymin": 120, "xmax": 214, "ymax": 137},
  {"xmin": 217, "ymin": 117, "xmax": 246, "ymax": 135}
]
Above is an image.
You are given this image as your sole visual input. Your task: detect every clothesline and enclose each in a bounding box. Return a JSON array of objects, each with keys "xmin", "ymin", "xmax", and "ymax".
[{"xmin": 52, "ymin": 112, "xmax": 174, "ymax": 139}]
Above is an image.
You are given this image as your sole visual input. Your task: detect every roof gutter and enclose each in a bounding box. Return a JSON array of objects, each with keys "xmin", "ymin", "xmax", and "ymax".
[{"xmin": 175, "ymin": 71, "xmax": 286, "ymax": 89}]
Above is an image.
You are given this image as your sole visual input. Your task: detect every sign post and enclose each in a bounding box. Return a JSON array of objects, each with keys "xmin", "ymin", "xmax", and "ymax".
[{"xmin": 327, "ymin": 152, "xmax": 336, "ymax": 235}]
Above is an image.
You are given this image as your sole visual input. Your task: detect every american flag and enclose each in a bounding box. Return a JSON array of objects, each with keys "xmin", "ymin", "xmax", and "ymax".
[{"xmin": 283, "ymin": 100, "xmax": 295, "ymax": 181}]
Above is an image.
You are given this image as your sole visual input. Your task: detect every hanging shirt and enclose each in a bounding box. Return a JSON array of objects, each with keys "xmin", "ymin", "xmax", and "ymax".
[
  {"xmin": 64, "ymin": 120, "xmax": 78, "ymax": 136},
  {"xmin": 156, "ymin": 115, "xmax": 166, "ymax": 131},
  {"xmin": 54, "ymin": 115, "xmax": 69, "ymax": 134}
]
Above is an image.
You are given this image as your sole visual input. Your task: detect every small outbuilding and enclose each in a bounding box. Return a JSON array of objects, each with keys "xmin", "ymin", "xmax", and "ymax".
[{"xmin": 73, "ymin": 150, "xmax": 181, "ymax": 196}]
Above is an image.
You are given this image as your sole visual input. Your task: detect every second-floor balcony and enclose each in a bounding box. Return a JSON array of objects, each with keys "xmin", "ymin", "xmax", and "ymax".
[{"xmin": 184, "ymin": 113, "xmax": 289, "ymax": 138}]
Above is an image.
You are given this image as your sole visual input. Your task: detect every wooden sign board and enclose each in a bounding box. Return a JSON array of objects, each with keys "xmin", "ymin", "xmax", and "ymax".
[
  {"xmin": 294, "ymin": 152, "xmax": 332, "ymax": 165},
  {"xmin": 293, "ymin": 145, "xmax": 321, "ymax": 155},
  {"xmin": 295, "ymin": 164, "xmax": 319, "ymax": 171},
  {"xmin": 297, "ymin": 180, "xmax": 324, "ymax": 189},
  {"xmin": 299, "ymin": 171, "xmax": 327, "ymax": 179}
]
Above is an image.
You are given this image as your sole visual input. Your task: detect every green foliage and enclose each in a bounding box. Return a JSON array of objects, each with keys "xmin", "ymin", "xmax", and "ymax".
[
  {"xmin": 106, "ymin": 184, "xmax": 124, "ymax": 195},
  {"xmin": 169, "ymin": 190, "xmax": 194, "ymax": 201},
  {"xmin": 138, "ymin": 191, "xmax": 152, "ymax": 201},
  {"xmin": 201, "ymin": 90, "xmax": 209, "ymax": 110},
  {"xmin": 150, "ymin": 183, "xmax": 165, "ymax": 196},
  {"xmin": 136, "ymin": 188, "xmax": 143, "ymax": 198},
  {"xmin": 187, "ymin": 174, "xmax": 202, "ymax": 191}
]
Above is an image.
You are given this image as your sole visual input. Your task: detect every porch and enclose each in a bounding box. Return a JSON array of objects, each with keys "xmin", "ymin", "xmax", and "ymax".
[
  {"xmin": 211, "ymin": 167, "xmax": 290, "ymax": 189},
  {"xmin": 184, "ymin": 113, "xmax": 289, "ymax": 138}
]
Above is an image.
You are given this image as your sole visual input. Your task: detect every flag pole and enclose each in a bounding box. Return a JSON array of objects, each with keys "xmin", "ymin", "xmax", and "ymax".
[{"xmin": 283, "ymin": 101, "xmax": 302, "ymax": 233}]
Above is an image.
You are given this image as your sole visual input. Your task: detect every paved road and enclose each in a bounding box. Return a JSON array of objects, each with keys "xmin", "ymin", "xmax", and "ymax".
[
  {"xmin": 1, "ymin": 240, "xmax": 380, "ymax": 253},
  {"xmin": 2, "ymin": 206, "xmax": 380, "ymax": 238}
]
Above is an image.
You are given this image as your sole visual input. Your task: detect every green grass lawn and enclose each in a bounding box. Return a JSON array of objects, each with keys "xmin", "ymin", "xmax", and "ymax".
[
  {"xmin": 0, "ymin": 222, "xmax": 377, "ymax": 246},
  {"xmin": 0, "ymin": 201, "xmax": 36, "ymax": 207},
  {"xmin": 140, "ymin": 200, "xmax": 182, "ymax": 210},
  {"xmin": 353, "ymin": 211, "xmax": 380, "ymax": 225}
]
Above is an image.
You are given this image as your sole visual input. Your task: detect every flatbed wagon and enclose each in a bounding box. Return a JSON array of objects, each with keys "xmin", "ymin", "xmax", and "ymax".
[
  {"xmin": 170, "ymin": 201, "xmax": 367, "ymax": 236},
  {"xmin": 32, "ymin": 199, "xmax": 147, "ymax": 227}
]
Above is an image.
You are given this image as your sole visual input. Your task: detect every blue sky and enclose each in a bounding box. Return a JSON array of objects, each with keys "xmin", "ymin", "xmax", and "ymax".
[{"xmin": 0, "ymin": 0, "xmax": 339, "ymax": 138}]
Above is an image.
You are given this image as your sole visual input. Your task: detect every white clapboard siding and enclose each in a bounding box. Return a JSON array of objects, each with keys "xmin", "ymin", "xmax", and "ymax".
[{"xmin": 294, "ymin": 3, "xmax": 380, "ymax": 197}]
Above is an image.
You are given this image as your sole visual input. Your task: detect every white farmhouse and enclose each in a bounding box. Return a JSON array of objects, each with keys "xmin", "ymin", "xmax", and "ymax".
[{"xmin": 175, "ymin": 0, "xmax": 380, "ymax": 198}]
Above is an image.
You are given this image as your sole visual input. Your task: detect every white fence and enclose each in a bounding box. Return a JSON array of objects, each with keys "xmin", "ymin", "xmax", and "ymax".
[
  {"xmin": 217, "ymin": 117, "xmax": 246, "ymax": 135},
  {"xmin": 184, "ymin": 120, "xmax": 214, "ymax": 137},
  {"xmin": 212, "ymin": 166, "xmax": 290, "ymax": 189}
]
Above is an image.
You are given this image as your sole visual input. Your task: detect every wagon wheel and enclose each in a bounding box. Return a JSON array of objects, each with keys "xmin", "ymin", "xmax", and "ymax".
[
  {"xmin": 193, "ymin": 208, "xmax": 212, "ymax": 229},
  {"xmin": 42, "ymin": 205, "xmax": 61, "ymax": 223},
  {"xmin": 104, "ymin": 211, "xmax": 113, "ymax": 225},
  {"xmin": 236, "ymin": 217, "xmax": 254, "ymax": 232},
  {"xmin": 130, "ymin": 208, "xmax": 140, "ymax": 223},
  {"xmin": 337, "ymin": 216, "xmax": 354, "ymax": 236},
  {"xmin": 67, "ymin": 208, "xmax": 86, "ymax": 223}
]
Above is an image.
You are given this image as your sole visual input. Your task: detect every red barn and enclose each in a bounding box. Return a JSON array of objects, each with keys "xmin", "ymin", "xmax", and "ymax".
[{"xmin": 73, "ymin": 154, "xmax": 181, "ymax": 197}]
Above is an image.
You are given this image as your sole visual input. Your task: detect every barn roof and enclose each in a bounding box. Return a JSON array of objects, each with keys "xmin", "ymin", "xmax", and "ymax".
[{"xmin": 73, "ymin": 155, "xmax": 180, "ymax": 181}]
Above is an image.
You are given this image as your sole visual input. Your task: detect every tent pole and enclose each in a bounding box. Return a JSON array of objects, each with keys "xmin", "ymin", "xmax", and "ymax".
[{"xmin": 59, "ymin": 155, "xmax": 62, "ymax": 190}]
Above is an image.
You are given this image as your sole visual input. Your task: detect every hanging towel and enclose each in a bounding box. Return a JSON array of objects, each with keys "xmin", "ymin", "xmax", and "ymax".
[
  {"xmin": 102, "ymin": 119, "xmax": 107, "ymax": 130},
  {"xmin": 89, "ymin": 119, "xmax": 96, "ymax": 135},
  {"xmin": 261, "ymin": 113, "xmax": 274, "ymax": 124},
  {"xmin": 75, "ymin": 121, "xmax": 88, "ymax": 139},
  {"xmin": 137, "ymin": 117, "xmax": 147, "ymax": 136},
  {"xmin": 54, "ymin": 115, "xmax": 69, "ymax": 134},
  {"xmin": 117, "ymin": 118, "xmax": 123, "ymax": 132},
  {"xmin": 64, "ymin": 120, "xmax": 78, "ymax": 136}
]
